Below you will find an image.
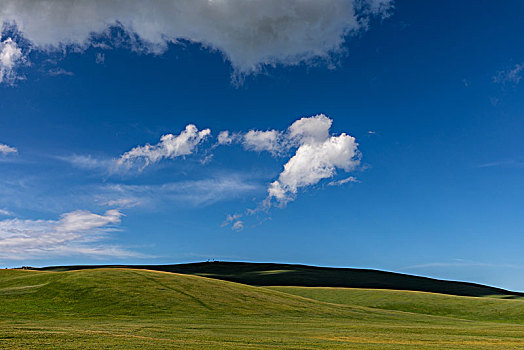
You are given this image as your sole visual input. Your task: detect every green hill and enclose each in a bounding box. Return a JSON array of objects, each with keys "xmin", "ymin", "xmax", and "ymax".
[
  {"xmin": 0, "ymin": 268, "xmax": 351, "ymax": 318},
  {"xmin": 269, "ymin": 286, "xmax": 524, "ymax": 324},
  {"xmin": 37, "ymin": 261, "xmax": 524, "ymax": 298},
  {"xmin": 2, "ymin": 268, "xmax": 524, "ymax": 349}
]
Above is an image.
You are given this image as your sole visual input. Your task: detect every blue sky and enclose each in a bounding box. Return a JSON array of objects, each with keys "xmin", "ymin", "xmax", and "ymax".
[{"xmin": 1, "ymin": 0, "xmax": 523, "ymax": 291}]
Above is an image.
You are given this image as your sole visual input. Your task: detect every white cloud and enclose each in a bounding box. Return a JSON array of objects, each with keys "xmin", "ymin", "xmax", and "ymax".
[
  {"xmin": 328, "ymin": 176, "xmax": 360, "ymax": 186},
  {"xmin": 0, "ymin": 37, "xmax": 25, "ymax": 85},
  {"xmin": 217, "ymin": 131, "xmax": 233, "ymax": 145},
  {"xmin": 493, "ymin": 63, "xmax": 523, "ymax": 85},
  {"xmin": 223, "ymin": 212, "xmax": 240, "ymax": 224},
  {"xmin": 0, "ymin": 0, "xmax": 392, "ymax": 80},
  {"xmin": 288, "ymin": 114, "xmax": 332, "ymax": 145},
  {"xmin": 268, "ymin": 133, "xmax": 360, "ymax": 204},
  {"xmin": 118, "ymin": 124, "xmax": 211, "ymax": 170},
  {"xmin": 243, "ymin": 129, "xmax": 284, "ymax": 155},
  {"xmin": 222, "ymin": 213, "xmax": 246, "ymax": 232},
  {"xmin": 0, "ymin": 143, "xmax": 18, "ymax": 156},
  {"xmin": 0, "ymin": 209, "xmax": 12, "ymax": 216},
  {"xmin": 217, "ymin": 130, "xmax": 242, "ymax": 145},
  {"xmin": 209, "ymin": 115, "xmax": 361, "ymax": 209},
  {"xmin": 266, "ymin": 114, "xmax": 360, "ymax": 205},
  {"xmin": 223, "ymin": 213, "xmax": 241, "ymax": 224},
  {"xmin": 232, "ymin": 220, "xmax": 244, "ymax": 231},
  {"xmin": 55, "ymin": 209, "xmax": 122, "ymax": 233},
  {"xmin": 0, "ymin": 209, "xmax": 140, "ymax": 260},
  {"xmin": 224, "ymin": 114, "xmax": 344, "ymax": 157},
  {"xmin": 220, "ymin": 114, "xmax": 361, "ymax": 227}
]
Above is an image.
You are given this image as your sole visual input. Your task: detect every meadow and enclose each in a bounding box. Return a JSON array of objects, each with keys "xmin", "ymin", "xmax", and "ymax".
[{"xmin": 1, "ymin": 266, "xmax": 524, "ymax": 349}]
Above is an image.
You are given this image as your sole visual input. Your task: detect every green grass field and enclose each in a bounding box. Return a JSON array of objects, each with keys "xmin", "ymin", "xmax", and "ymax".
[{"xmin": 2, "ymin": 267, "xmax": 524, "ymax": 349}]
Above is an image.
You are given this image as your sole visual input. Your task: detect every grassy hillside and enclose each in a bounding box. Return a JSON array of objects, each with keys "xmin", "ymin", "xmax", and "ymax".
[
  {"xmin": 0, "ymin": 268, "xmax": 351, "ymax": 318},
  {"xmin": 38, "ymin": 261, "xmax": 524, "ymax": 297},
  {"xmin": 270, "ymin": 286, "xmax": 524, "ymax": 324},
  {"xmin": 2, "ymin": 268, "xmax": 524, "ymax": 349}
]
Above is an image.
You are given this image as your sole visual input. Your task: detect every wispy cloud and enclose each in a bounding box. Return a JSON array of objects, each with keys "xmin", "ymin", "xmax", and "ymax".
[
  {"xmin": 58, "ymin": 154, "xmax": 117, "ymax": 172},
  {"xmin": 232, "ymin": 220, "xmax": 244, "ymax": 232},
  {"xmin": 95, "ymin": 52, "xmax": 105, "ymax": 64},
  {"xmin": 102, "ymin": 198, "xmax": 141, "ymax": 209},
  {"xmin": 478, "ymin": 159, "xmax": 524, "ymax": 169},
  {"xmin": 47, "ymin": 67, "xmax": 73, "ymax": 76},
  {"xmin": 118, "ymin": 124, "xmax": 211, "ymax": 171},
  {"xmin": 328, "ymin": 176, "xmax": 360, "ymax": 186},
  {"xmin": 98, "ymin": 175, "xmax": 262, "ymax": 209},
  {"xmin": 0, "ymin": 37, "xmax": 25, "ymax": 85},
  {"xmin": 493, "ymin": 63, "xmax": 523, "ymax": 85},
  {"xmin": 0, "ymin": 143, "xmax": 18, "ymax": 156},
  {"xmin": 0, "ymin": 0, "xmax": 392, "ymax": 83},
  {"xmin": 60, "ymin": 126, "xmax": 212, "ymax": 174},
  {"xmin": 0, "ymin": 209, "xmax": 12, "ymax": 216},
  {"xmin": 0, "ymin": 209, "xmax": 142, "ymax": 261},
  {"xmin": 0, "ymin": 170, "xmax": 262, "ymax": 216},
  {"xmin": 222, "ymin": 213, "xmax": 244, "ymax": 232},
  {"xmin": 217, "ymin": 131, "xmax": 239, "ymax": 146}
]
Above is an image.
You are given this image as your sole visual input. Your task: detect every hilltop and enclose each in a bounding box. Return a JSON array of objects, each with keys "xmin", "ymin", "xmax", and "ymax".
[{"xmin": 35, "ymin": 261, "xmax": 524, "ymax": 298}]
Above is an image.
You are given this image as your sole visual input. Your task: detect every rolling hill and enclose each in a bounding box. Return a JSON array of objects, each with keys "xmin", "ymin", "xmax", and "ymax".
[
  {"xmin": 2, "ymin": 267, "xmax": 524, "ymax": 349},
  {"xmin": 0, "ymin": 268, "xmax": 350, "ymax": 318},
  {"xmin": 36, "ymin": 261, "xmax": 524, "ymax": 298},
  {"xmin": 269, "ymin": 286, "xmax": 524, "ymax": 324}
]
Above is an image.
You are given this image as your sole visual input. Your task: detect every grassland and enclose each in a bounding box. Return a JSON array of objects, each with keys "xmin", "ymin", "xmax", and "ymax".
[
  {"xmin": 269, "ymin": 286, "xmax": 524, "ymax": 324},
  {"xmin": 2, "ymin": 267, "xmax": 524, "ymax": 349}
]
